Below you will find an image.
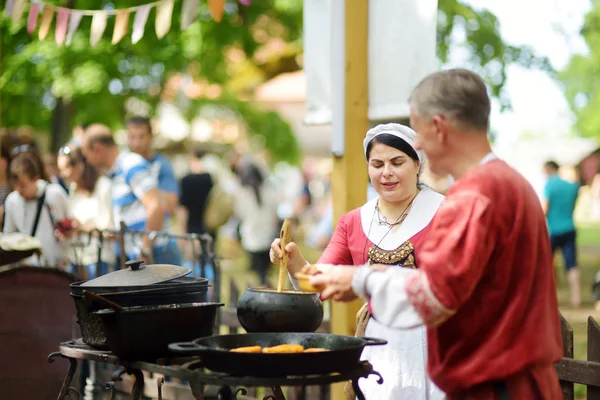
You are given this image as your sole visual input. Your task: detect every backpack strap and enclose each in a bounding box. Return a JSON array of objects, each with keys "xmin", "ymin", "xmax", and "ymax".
[{"xmin": 30, "ymin": 190, "xmax": 47, "ymax": 237}]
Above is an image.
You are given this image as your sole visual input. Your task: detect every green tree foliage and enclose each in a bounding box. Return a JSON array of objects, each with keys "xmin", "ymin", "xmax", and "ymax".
[
  {"xmin": 1, "ymin": 0, "xmax": 552, "ymax": 162},
  {"xmin": 560, "ymin": 4, "xmax": 600, "ymax": 139}
]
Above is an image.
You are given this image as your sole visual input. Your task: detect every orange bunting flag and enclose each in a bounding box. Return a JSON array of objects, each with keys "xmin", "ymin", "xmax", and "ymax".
[
  {"xmin": 155, "ymin": 0, "xmax": 174, "ymax": 39},
  {"xmin": 112, "ymin": 10, "xmax": 130, "ymax": 44},
  {"xmin": 38, "ymin": 5, "xmax": 54, "ymax": 40},
  {"xmin": 207, "ymin": 0, "xmax": 225, "ymax": 22}
]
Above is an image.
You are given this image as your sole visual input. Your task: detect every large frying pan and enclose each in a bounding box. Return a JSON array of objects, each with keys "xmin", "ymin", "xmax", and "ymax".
[{"xmin": 169, "ymin": 332, "xmax": 386, "ymax": 377}]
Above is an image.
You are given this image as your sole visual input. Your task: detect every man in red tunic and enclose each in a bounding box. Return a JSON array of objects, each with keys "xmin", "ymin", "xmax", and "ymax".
[{"xmin": 311, "ymin": 69, "xmax": 563, "ymax": 399}]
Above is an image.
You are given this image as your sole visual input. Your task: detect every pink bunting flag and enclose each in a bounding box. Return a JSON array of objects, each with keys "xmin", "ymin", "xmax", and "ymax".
[
  {"xmin": 55, "ymin": 8, "xmax": 69, "ymax": 46},
  {"xmin": 238, "ymin": 0, "xmax": 252, "ymax": 5},
  {"xmin": 181, "ymin": 0, "xmax": 199, "ymax": 30},
  {"xmin": 5, "ymin": 0, "xmax": 16, "ymax": 17},
  {"xmin": 27, "ymin": 2, "xmax": 41, "ymax": 35},
  {"xmin": 65, "ymin": 10, "xmax": 83, "ymax": 46},
  {"xmin": 132, "ymin": 4, "xmax": 152, "ymax": 44}
]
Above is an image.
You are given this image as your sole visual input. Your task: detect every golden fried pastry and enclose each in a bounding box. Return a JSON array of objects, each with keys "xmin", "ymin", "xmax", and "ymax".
[
  {"xmin": 302, "ymin": 348, "xmax": 330, "ymax": 353},
  {"xmin": 301, "ymin": 264, "xmax": 320, "ymax": 275},
  {"xmin": 262, "ymin": 344, "xmax": 304, "ymax": 353},
  {"xmin": 230, "ymin": 345, "xmax": 262, "ymax": 353}
]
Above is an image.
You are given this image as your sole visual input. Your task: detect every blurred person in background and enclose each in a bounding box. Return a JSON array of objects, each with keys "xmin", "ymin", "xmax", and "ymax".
[
  {"xmin": 176, "ymin": 148, "xmax": 215, "ymax": 279},
  {"xmin": 127, "ymin": 116, "xmax": 181, "ymax": 265},
  {"xmin": 43, "ymin": 153, "xmax": 69, "ymax": 193},
  {"xmin": 0, "ymin": 132, "xmax": 22, "ymax": 229},
  {"xmin": 57, "ymin": 146, "xmax": 114, "ymax": 278},
  {"xmin": 543, "ymin": 160, "xmax": 581, "ymax": 308},
  {"xmin": 234, "ymin": 162, "xmax": 279, "ymax": 286},
  {"xmin": 82, "ymin": 124, "xmax": 166, "ymax": 265},
  {"xmin": 4, "ymin": 150, "xmax": 69, "ymax": 268}
]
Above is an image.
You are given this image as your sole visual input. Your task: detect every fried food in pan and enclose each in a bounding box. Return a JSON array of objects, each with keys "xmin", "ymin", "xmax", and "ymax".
[
  {"xmin": 262, "ymin": 344, "xmax": 304, "ymax": 353},
  {"xmin": 302, "ymin": 348, "xmax": 330, "ymax": 353},
  {"xmin": 230, "ymin": 345, "xmax": 262, "ymax": 353}
]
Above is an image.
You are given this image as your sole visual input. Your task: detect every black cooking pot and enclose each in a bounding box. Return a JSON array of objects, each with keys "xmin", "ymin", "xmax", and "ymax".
[
  {"xmin": 69, "ymin": 259, "xmax": 203, "ymax": 348},
  {"xmin": 96, "ymin": 302, "xmax": 223, "ymax": 361},
  {"xmin": 237, "ymin": 288, "xmax": 323, "ymax": 332},
  {"xmin": 169, "ymin": 332, "xmax": 387, "ymax": 377}
]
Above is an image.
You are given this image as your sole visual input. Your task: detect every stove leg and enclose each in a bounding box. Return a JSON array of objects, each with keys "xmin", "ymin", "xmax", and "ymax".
[
  {"xmin": 105, "ymin": 382, "xmax": 117, "ymax": 400},
  {"xmin": 157, "ymin": 377, "xmax": 165, "ymax": 400},
  {"xmin": 48, "ymin": 352, "xmax": 80, "ymax": 400},
  {"xmin": 217, "ymin": 385, "xmax": 233, "ymax": 399},
  {"xmin": 268, "ymin": 386, "xmax": 286, "ymax": 400},
  {"xmin": 130, "ymin": 369, "xmax": 145, "ymax": 400},
  {"xmin": 352, "ymin": 379, "xmax": 366, "ymax": 400},
  {"xmin": 189, "ymin": 382, "xmax": 205, "ymax": 400}
]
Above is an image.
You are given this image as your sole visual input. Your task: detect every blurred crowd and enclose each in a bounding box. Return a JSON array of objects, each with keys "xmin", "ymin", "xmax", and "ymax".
[{"xmin": 0, "ymin": 120, "xmax": 340, "ymax": 285}]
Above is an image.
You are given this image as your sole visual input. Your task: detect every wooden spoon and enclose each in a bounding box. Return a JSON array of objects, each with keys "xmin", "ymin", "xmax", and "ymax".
[
  {"xmin": 83, "ymin": 290, "xmax": 124, "ymax": 311},
  {"xmin": 277, "ymin": 219, "xmax": 292, "ymax": 292}
]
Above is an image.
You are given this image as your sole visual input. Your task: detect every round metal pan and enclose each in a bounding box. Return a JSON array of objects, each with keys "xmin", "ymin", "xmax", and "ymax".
[{"xmin": 169, "ymin": 332, "xmax": 386, "ymax": 377}]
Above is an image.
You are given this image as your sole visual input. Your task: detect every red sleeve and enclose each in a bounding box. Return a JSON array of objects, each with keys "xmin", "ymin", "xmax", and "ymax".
[
  {"xmin": 415, "ymin": 190, "xmax": 495, "ymax": 312},
  {"xmin": 318, "ymin": 214, "xmax": 353, "ymax": 265}
]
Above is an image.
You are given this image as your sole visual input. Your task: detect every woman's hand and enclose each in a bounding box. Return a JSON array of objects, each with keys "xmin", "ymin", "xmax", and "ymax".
[
  {"xmin": 309, "ymin": 265, "xmax": 359, "ymax": 302},
  {"xmin": 269, "ymin": 238, "xmax": 307, "ymax": 276}
]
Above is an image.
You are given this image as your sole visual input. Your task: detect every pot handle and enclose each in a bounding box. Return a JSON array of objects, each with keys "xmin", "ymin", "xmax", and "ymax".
[
  {"xmin": 169, "ymin": 341, "xmax": 210, "ymax": 353},
  {"xmin": 360, "ymin": 337, "xmax": 388, "ymax": 347}
]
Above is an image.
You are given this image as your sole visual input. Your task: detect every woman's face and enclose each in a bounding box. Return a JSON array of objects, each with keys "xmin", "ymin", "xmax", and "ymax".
[
  {"xmin": 13, "ymin": 174, "xmax": 39, "ymax": 200},
  {"xmin": 57, "ymin": 154, "xmax": 82, "ymax": 184},
  {"xmin": 367, "ymin": 142, "xmax": 420, "ymax": 204}
]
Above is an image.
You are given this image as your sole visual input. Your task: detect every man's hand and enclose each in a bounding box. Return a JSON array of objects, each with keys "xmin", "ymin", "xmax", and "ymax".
[
  {"xmin": 139, "ymin": 247, "xmax": 154, "ymax": 265},
  {"xmin": 309, "ymin": 265, "xmax": 359, "ymax": 302}
]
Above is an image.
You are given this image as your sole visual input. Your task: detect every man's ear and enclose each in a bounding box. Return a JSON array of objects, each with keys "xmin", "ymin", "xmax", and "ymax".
[{"xmin": 431, "ymin": 114, "xmax": 449, "ymax": 145}]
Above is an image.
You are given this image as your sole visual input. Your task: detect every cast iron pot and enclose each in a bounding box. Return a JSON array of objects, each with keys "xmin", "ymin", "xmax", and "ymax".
[
  {"xmin": 95, "ymin": 302, "xmax": 224, "ymax": 361},
  {"xmin": 69, "ymin": 259, "xmax": 205, "ymax": 348},
  {"xmin": 237, "ymin": 288, "xmax": 324, "ymax": 332},
  {"xmin": 169, "ymin": 332, "xmax": 387, "ymax": 377},
  {"xmin": 71, "ymin": 286, "xmax": 209, "ymax": 348}
]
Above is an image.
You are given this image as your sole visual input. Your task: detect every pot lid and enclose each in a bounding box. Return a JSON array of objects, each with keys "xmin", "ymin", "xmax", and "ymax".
[{"xmin": 80, "ymin": 259, "xmax": 192, "ymax": 287}]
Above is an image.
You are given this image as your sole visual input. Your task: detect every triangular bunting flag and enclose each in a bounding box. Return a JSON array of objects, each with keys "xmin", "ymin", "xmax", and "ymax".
[
  {"xmin": 65, "ymin": 10, "xmax": 82, "ymax": 46},
  {"xmin": 5, "ymin": 0, "xmax": 16, "ymax": 17},
  {"xmin": 90, "ymin": 11, "xmax": 107, "ymax": 48},
  {"xmin": 55, "ymin": 8, "xmax": 69, "ymax": 46},
  {"xmin": 181, "ymin": 0, "xmax": 199, "ymax": 30},
  {"xmin": 11, "ymin": 0, "xmax": 26, "ymax": 25},
  {"xmin": 132, "ymin": 4, "xmax": 151, "ymax": 44},
  {"xmin": 26, "ymin": 2, "xmax": 41, "ymax": 35},
  {"xmin": 38, "ymin": 5, "xmax": 54, "ymax": 40},
  {"xmin": 207, "ymin": 0, "xmax": 225, "ymax": 22},
  {"xmin": 155, "ymin": 0, "xmax": 174, "ymax": 39},
  {"xmin": 112, "ymin": 9, "xmax": 130, "ymax": 44}
]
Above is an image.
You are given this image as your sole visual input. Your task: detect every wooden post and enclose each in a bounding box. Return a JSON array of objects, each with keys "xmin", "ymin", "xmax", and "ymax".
[
  {"xmin": 330, "ymin": 0, "xmax": 368, "ymax": 399},
  {"xmin": 588, "ymin": 316, "xmax": 600, "ymax": 399},
  {"xmin": 560, "ymin": 313, "xmax": 575, "ymax": 400}
]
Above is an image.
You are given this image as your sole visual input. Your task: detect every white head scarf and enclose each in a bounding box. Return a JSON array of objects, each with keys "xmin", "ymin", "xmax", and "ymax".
[{"xmin": 362, "ymin": 123, "xmax": 427, "ymax": 175}]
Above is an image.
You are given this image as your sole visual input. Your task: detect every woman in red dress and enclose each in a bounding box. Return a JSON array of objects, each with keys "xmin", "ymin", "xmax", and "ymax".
[{"xmin": 270, "ymin": 123, "xmax": 445, "ymax": 399}]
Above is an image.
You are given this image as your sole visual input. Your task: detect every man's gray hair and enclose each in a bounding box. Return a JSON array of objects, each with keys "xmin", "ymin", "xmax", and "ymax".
[{"xmin": 409, "ymin": 69, "xmax": 491, "ymax": 131}]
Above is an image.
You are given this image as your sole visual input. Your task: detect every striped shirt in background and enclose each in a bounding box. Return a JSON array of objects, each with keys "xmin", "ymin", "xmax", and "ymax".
[{"xmin": 107, "ymin": 151, "xmax": 168, "ymax": 258}]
